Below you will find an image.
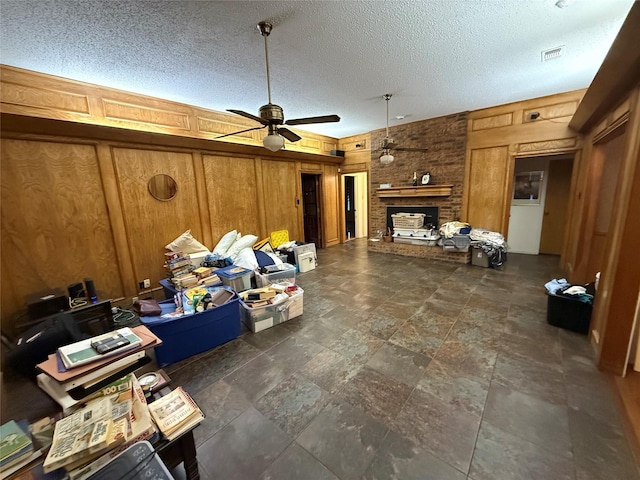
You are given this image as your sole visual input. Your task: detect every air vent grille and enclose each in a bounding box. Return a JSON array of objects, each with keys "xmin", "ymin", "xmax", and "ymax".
[{"xmin": 542, "ymin": 46, "xmax": 564, "ymax": 62}]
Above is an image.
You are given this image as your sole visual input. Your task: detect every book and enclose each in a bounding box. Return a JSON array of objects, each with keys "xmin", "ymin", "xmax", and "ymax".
[
  {"xmin": 58, "ymin": 328, "xmax": 142, "ymax": 370},
  {"xmin": 0, "ymin": 421, "xmax": 33, "ymax": 468},
  {"xmin": 147, "ymin": 387, "xmax": 203, "ymax": 439}
]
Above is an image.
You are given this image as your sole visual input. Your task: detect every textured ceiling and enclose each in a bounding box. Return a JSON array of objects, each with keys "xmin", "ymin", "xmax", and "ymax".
[{"xmin": 0, "ymin": 0, "xmax": 635, "ymax": 138}]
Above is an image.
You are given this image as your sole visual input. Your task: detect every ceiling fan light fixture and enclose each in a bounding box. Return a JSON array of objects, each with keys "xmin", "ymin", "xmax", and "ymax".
[
  {"xmin": 263, "ymin": 133, "xmax": 285, "ymax": 151},
  {"xmin": 380, "ymin": 152, "xmax": 394, "ymax": 164}
]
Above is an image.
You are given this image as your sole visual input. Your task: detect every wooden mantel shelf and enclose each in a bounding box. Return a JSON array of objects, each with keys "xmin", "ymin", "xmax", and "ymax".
[{"xmin": 376, "ymin": 185, "xmax": 453, "ymax": 198}]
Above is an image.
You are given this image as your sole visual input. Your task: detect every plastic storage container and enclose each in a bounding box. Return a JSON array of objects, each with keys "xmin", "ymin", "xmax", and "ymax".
[
  {"xmin": 442, "ymin": 234, "xmax": 471, "ymax": 252},
  {"xmin": 139, "ymin": 287, "xmax": 241, "ymax": 366},
  {"xmin": 546, "ymin": 292, "xmax": 593, "ymax": 334},
  {"xmin": 255, "ymin": 263, "xmax": 296, "ymax": 287},
  {"xmin": 216, "ymin": 265, "xmax": 253, "ymax": 292},
  {"xmin": 240, "ymin": 287, "xmax": 303, "ymax": 333}
]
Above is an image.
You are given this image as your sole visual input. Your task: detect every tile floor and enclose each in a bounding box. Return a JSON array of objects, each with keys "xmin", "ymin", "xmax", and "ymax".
[{"xmin": 164, "ymin": 239, "xmax": 640, "ymax": 480}]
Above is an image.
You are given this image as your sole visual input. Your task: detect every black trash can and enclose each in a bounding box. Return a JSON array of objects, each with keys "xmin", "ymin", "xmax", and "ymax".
[{"xmin": 546, "ymin": 291, "xmax": 593, "ymax": 334}]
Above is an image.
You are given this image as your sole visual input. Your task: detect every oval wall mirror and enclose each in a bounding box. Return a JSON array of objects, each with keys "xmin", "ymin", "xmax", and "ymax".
[{"xmin": 148, "ymin": 174, "xmax": 178, "ymax": 201}]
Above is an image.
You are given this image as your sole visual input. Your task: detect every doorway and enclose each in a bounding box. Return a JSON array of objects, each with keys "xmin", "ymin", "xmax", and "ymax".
[
  {"xmin": 301, "ymin": 173, "xmax": 322, "ymax": 246},
  {"xmin": 507, "ymin": 154, "xmax": 574, "ymax": 255},
  {"xmin": 341, "ymin": 172, "xmax": 368, "ymax": 241}
]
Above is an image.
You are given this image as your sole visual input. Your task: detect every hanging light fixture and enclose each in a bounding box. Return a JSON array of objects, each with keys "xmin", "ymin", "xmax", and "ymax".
[
  {"xmin": 380, "ymin": 94, "xmax": 394, "ymax": 164},
  {"xmin": 263, "ymin": 126, "xmax": 285, "ymax": 151},
  {"xmin": 379, "ymin": 149, "xmax": 394, "ymax": 164}
]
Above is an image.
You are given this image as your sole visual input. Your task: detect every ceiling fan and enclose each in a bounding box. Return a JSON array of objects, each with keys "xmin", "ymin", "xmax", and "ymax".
[
  {"xmin": 219, "ymin": 21, "xmax": 340, "ymax": 151},
  {"xmin": 378, "ymin": 93, "xmax": 429, "ymax": 164}
]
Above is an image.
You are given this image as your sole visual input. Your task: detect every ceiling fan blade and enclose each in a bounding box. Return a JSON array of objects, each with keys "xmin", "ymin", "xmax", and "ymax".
[
  {"xmin": 227, "ymin": 109, "xmax": 269, "ymax": 126},
  {"xmin": 395, "ymin": 147, "xmax": 430, "ymax": 152},
  {"xmin": 385, "ymin": 142, "xmax": 397, "ymax": 149},
  {"xmin": 285, "ymin": 114, "xmax": 340, "ymax": 126},
  {"xmin": 277, "ymin": 127, "xmax": 301, "ymax": 142},
  {"xmin": 215, "ymin": 125, "xmax": 266, "ymax": 140}
]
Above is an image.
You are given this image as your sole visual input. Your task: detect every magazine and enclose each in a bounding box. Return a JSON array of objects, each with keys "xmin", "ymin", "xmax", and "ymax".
[
  {"xmin": 42, "ymin": 389, "xmax": 133, "ymax": 473},
  {"xmin": 57, "ymin": 328, "xmax": 142, "ymax": 370},
  {"xmin": 147, "ymin": 387, "xmax": 203, "ymax": 438}
]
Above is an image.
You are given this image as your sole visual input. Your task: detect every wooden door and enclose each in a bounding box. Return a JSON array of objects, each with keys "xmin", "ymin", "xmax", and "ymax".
[
  {"xmin": 344, "ymin": 175, "xmax": 356, "ymax": 240},
  {"xmin": 466, "ymin": 146, "xmax": 510, "ymax": 233},
  {"xmin": 540, "ymin": 158, "xmax": 574, "ymax": 254},
  {"xmin": 261, "ymin": 160, "xmax": 300, "ymax": 241},
  {"xmin": 301, "ymin": 174, "xmax": 321, "ymax": 245}
]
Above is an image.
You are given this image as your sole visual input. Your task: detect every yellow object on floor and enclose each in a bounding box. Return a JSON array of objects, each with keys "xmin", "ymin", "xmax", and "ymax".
[{"xmin": 270, "ymin": 230, "xmax": 289, "ymax": 248}]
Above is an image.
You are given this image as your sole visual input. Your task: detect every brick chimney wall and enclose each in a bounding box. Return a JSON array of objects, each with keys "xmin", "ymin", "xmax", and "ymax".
[{"xmin": 368, "ymin": 111, "xmax": 470, "ymax": 263}]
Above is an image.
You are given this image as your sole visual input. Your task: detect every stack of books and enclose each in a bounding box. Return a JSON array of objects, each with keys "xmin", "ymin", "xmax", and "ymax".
[
  {"xmin": 0, "ymin": 420, "xmax": 40, "ymax": 478},
  {"xmin": 239, "ymin": 286, "xmax": 286, "ymax": 308},
  {"xmin": 147, "ymin": 387, "xmax": 204, "ymax": 441},
  {"xmin": 36, "ymin": 326, "xmax": 161, "ymax": 412},
  {"xmin": 164, "ymin": 251, "xmax": 193, "ymax": 279}
]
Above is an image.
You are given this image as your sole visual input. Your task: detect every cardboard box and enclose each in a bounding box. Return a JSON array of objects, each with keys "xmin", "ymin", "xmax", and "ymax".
[
  {"xmin": 297, "ymin": 252, "xmax": 316, "ymax": 272},
  {"xmin": 471, "ymin": 247, "xmax": 490, "ymax": 267},
  {"xmin": 139, "ymin": 289, "xmax": 241, "ymax": 366},
  {"xmin": 293, "ymin": 243, "xmax": 317, "ymax": 266}
]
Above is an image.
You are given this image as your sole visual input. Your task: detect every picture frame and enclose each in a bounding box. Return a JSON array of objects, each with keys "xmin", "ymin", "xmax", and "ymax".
[{"xmin": 512, "ymin": 171, "xmax": 543, "ymax": 205}]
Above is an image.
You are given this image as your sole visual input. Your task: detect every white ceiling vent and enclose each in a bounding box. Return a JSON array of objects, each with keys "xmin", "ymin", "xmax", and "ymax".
[{"xmin": 542, "ymin": 46, "xmax": 564, "ymax": 62}]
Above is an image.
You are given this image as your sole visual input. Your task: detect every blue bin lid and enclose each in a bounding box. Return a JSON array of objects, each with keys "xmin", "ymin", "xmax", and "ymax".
[{"xmin": 216, "ymin": 265, "xmax": 252, "ymax": 279}]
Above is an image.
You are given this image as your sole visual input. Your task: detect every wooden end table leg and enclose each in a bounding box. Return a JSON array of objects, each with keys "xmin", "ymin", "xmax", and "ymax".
[{"xmin": 179, "ymin": 430, "xmax": 200, "ymax": 480}]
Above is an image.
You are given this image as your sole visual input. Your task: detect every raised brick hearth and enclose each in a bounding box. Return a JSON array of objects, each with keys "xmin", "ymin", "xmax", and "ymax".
[{"xmin": 368, "ymin": 111, "xmax": 470, "ymax": 263}]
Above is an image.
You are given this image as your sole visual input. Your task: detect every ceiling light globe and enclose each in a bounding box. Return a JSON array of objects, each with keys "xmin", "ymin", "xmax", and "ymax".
[
  {"xmin": 263, "ymin": 134, "xmax": 285, "ymax": 152},
  {"xmin": 379, "ymin": 153, "xmax": 394, "ymax": 164}
]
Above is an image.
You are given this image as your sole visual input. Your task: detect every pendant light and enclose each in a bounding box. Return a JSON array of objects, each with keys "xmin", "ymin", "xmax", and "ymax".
[{"xmin": 379, "ymin": 94, "xmax": 394, "ymax": 164}]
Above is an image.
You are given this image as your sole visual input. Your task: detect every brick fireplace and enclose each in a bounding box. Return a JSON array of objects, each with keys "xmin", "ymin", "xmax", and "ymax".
[{"xmin": 368, "ymin": 111, "xmax": 471, "ymax": 263}]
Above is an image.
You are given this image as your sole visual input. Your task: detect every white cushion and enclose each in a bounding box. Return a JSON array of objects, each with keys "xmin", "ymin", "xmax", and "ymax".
[
  {"xmin": 165, "ymin": 229, "xmax": 209, "ymax": 254},
  {"xmin": 213, "ymin": 230, "xmax": 239, "ymax": 256},
  {"xmin": 233, "ymin": 248, "xmax": 259, "ymax": 271},
  {"xmin": 227, "ymin": 234, "xmax": 259, "ymax": 261}
]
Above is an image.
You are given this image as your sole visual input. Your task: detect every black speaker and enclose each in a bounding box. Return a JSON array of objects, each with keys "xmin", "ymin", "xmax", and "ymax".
[
  {"xmin": 84, "ymin": 278, "xmax": 98, "ymax": 304},
  {"xmin": 330, "ymin": 149, "xmax": 345, "ymax": 157},
  {"xmin": 26, "ymin": 288, "xmax": 68, "ymax": 321},
  {"xmin": 68, "ymin": 282, "xmax": 85, "ymax": 300}
]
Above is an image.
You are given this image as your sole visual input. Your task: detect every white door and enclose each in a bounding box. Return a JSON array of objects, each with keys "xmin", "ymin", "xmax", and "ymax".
[{"xmin": 507, "ymin": 157, "xmax": 550, "ymax": 254}]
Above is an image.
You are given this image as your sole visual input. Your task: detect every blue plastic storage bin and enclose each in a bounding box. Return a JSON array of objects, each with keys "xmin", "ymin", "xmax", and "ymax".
[{"xmin": 139, "ymin": 287, "xmax": 241, "ymax": 366}]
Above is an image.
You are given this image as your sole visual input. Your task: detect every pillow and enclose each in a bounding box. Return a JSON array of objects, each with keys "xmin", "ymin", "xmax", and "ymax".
[
  {"xmin": 234, "ymin": 248, "xmax": 259, "ymax": 271},
  {"xmin": 166, "ymin": 229, "xmax": 209, "ymax": 254},
  {"xmin": 254, "ymin": 250, "xmax": 276, "ymax": 268},
  {"xmin": 226, "ymin": 234, "xmax": 259, "ymax": 262},
  {"xmin": 212, "ymin": 230, "xmax": 239, "ymax": 256}
]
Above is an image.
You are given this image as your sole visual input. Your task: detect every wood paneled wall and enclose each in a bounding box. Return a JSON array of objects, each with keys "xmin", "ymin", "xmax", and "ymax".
[
  {"xmin": 1, "ymin": 139, "xmax": 124, "ymax": 324},
  {"xmin": 566, "ymin": 85, "xmax": 640, "ymax": 375},
  {"xmin": 0, "ymin": 65, "xmax": 338, "ymax": 156},
  {"xmin": 0, "ymin": 67, "xmax": 342, "ymax": 335},
  {"xmin": 463, "ymin": 90, "xmax": 586, "ymax": 236}
]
